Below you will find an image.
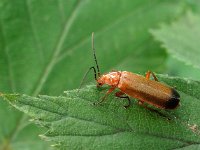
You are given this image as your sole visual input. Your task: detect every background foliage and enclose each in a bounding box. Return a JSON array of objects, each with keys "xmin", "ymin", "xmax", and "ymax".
[{"xmin": 0, "ymin": 0, "xmax": 200, "ymax": 149}]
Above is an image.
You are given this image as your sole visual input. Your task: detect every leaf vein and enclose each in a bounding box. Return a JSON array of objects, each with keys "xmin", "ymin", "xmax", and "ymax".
[
  {"xmin": 31, "ymin": 0, "xmax": 83, "ymax": 96},
  {"xmin": 15, "ymin": 100, "xmax": 65, "ymax": 117},
  {"xmin": 56, "ymin": 0, "xmax": 159, "ymax": 63}
]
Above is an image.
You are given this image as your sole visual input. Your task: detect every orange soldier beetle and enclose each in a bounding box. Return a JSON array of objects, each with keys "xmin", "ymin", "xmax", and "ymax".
[{"xmin": 81, "ymin": 32, "xmax": 180, "ymax": 109}]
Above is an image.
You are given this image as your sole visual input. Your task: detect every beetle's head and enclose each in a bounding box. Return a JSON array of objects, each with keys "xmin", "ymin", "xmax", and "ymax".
[{"xmin": 96, "ymin": 71, "xmax": 121, "ymax": 87}]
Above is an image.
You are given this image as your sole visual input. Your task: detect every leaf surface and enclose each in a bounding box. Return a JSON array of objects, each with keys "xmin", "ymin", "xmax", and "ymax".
[
  {"xmin": 151, "ymin": 12, "xmax": 200, "ymax": 70},
  {"xmin": 1, "ymin": 75, "xmax": 200, "ymax": 149}
]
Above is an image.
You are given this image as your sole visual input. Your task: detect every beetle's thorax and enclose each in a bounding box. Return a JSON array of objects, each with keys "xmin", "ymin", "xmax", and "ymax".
[{"xmin": 97, "ymin": 71, "xmax": 121, "ymax": 87}]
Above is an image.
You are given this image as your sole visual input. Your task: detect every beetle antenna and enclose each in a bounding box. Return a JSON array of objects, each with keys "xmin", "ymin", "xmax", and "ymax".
[
  {"xmin": 79, "ymin": 33, "xmax": 100, "ymax": 89},
  {"xmin": 79, "ymin": 67, "xmax": 97, "ymax": 89},
  {"xmin": 92, "ymin": 32, "xmax": 101, "ymax": 77}
]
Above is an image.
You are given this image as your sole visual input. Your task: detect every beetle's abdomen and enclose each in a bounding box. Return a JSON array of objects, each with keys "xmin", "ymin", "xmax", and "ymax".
[{"xmin": 118, "ymin": 71, "xmax": 180, "ymax": 109}]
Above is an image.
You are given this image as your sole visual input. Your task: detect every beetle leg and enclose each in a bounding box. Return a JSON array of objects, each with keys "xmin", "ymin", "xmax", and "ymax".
[
  {"xmin": 138, "ymin": 100, "xmax": 172, "ymax": 120},
  {"xmin": 115, "ymin": 91, "xmax": 131, "ymax": 109},
  {"xmin": 145, "ymin": 70, "xmax": 158, "ymax": 81},
  {"xmin": 115, "ymin": 91, "xmax": 125, "ymax": 97},
  {"xmin": 94, "ymin": 87, "xmax": 115, "ymax": 105}
]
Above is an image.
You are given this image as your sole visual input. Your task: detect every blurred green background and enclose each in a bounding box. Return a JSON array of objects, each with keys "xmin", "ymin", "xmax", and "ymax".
[{"xmin": 0, "ymin": 0, "xmax": 200, "ymax": 149}]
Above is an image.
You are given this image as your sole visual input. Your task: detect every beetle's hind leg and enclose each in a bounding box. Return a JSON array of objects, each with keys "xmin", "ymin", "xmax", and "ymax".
[
  {"xmin": 115, "ymin": 91, "xmax": 131, "ymax": 109},
  {"xmin": 145, "ymin": 70, "xmax": 158, "ymax": 81},
  {"xmin": 138, "ymin": 100, "xmax": 172, "ymax": 120}
]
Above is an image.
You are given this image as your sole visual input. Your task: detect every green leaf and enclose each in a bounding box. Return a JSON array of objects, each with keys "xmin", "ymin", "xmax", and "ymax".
[
  {"xmin": 151, "ymin": 11, "xmax": 200, "ymax": 70},
  {"xmin": 0, "ymin": 0, "xmax": 192, "ymax": 149},
  {"xmin": 1, "ymin": 75, "xmax": 200, "ymax": 149},
  {"xmin": 166, "ymin": 56, "xmax": 200, "ymax": 81}
]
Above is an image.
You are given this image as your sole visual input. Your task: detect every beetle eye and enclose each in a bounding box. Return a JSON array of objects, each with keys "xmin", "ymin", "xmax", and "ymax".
[{"xmin": 97, "ymin": 83, "xmax": 102, "ymax": 87}]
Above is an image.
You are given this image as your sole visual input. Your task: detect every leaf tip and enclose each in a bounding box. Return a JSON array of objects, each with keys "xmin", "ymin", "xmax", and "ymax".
[{"xmin": 1, "ymin": 93, "xmax": 21, "ymax": 102}]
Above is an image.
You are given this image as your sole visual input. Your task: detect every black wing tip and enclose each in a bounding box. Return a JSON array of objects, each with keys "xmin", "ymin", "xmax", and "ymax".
[
  {"xmin": 165, "ymin": 97, "xmax": 180, "ymax": 109},
  {"xmin": 172, "ymin": 88, "xmax": 180, "ymax": 98},
  {"xmin": 165, "ymin": 89, "xmax": 180, "ymax": 109}
]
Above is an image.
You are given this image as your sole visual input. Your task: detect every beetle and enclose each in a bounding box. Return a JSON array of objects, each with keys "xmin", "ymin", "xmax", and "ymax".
[{"xmin": 81, "ymin": 32, "xmax": 180, "ymax": 109}]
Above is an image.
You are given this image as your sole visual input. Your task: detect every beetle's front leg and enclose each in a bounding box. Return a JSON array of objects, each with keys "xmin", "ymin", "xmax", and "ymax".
[{"xmin": 94, "ymin": 86, "xmax": 115, "ymax": 105}]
